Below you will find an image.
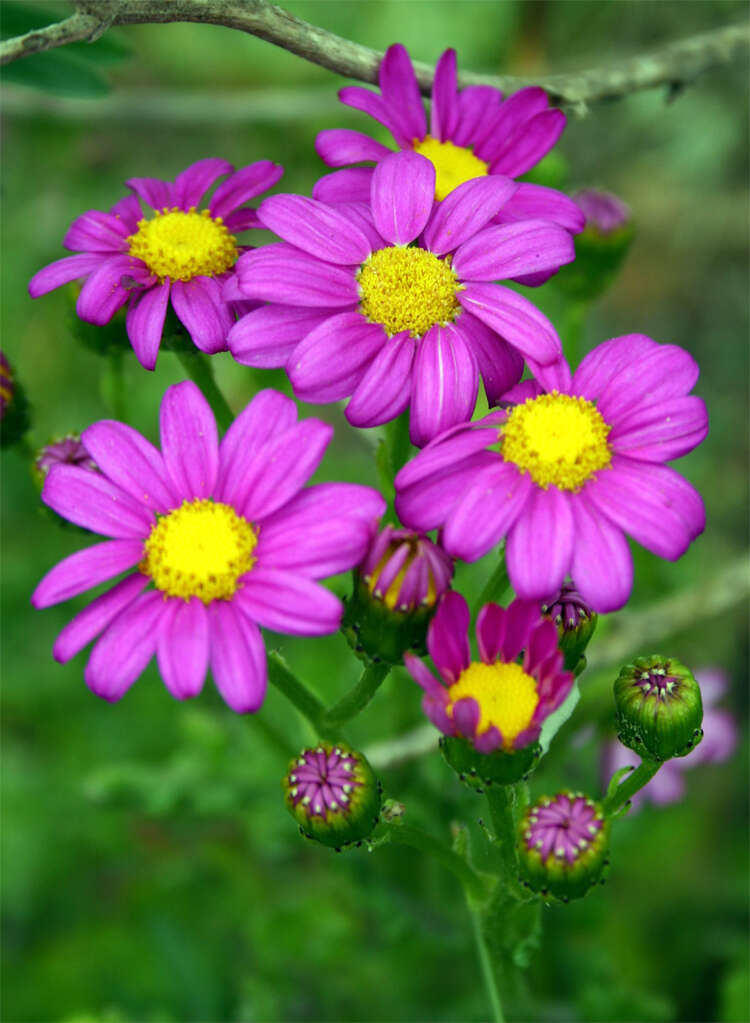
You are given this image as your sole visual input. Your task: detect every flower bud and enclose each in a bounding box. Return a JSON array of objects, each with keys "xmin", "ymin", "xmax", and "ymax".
[
  {"xmin": 614, "ymin": 656, "xmax": 703, "ymax": 762},
  {"xmin": 33, "ymin": 434, "xmax": 98, "ymax": 489},
  {"xmin": 342, "ymin": 526, "xmax": 453, "ymax": 664},
  {"xmin": 440, "ymin": 735, "xmax": 541, "ymax": 790},
  {"xmin": 0, "ymin": 351, "xmax": 31, "ymax": 449},
  {"xmin": 283, "ymin": 743, "xmax": 381, "ymax": 849},
  {"xmin": 553, "ymin": 189, "xmax": 633, "ymax": 301},
  {"xmin": 541, "ymin": 583, "xmax": 598, "ymax": 671},
  {"xmin": 518, "ymin": 792, "xmax": 609, "ymax": 901}
]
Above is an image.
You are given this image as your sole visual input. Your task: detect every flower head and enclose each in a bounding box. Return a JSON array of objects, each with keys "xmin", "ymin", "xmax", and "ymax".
[
  {"xmin": 313, "ymin": 44, "xmax": 583, "ymax": 241},
  {"xmin": 603, "ymin": 668, "xmax": 738, "ymax": 809},
  {"xmin": 29, "ymin": 159, "xmax": 283, "ymax": 370},
  {"xmin": 614, "ymin": 655, "xmax": 704, "ymax": 761},
  {"xmin": 228, "ymin": 149, "xmax": 574, "ymax": 447},
  {"xmin": 395, "ymin": 334, "xmax": 708, "ymax": 612},
  {"xmin": 31, "ymin": 382, "xmax": 385, "ymax": 712},
  {"xmin": 404, "ymin": 591, "xmax": 574, "ymax": 755}
]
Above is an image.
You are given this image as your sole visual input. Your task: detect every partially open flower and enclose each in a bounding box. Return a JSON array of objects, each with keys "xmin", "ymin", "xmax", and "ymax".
[
  {"xmin": 283, "ymin": 743, "xmax": 381, "ymax": 848},
  {"xmin": 34, "ymin": 435, "xmax": 98, "ymax": 486},
  {"xmin": 404, "ymin": 591, "xmax": 573, "ymax": 785},
  {"xmin": 541, "ymin": 582, "xmax": 597, "ymax": 671},
  {"xmin": 614, "ymin": 655, "xmax": 703, "ymax": 761},
  {"xmin": 518, "ymin": 792, "xmax": 609, "ymax": 901},
  {"xmin": 343, "ymin": 525, "xmax": 453, "ymax": 663}
]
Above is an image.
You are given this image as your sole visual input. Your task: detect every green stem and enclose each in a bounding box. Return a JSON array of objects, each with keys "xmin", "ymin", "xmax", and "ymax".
[
  {"xmin": 267, "ymin": 651, "xmax": 334, "ymax": 738},
  {"xmin": 385, "ymin": 409, "xmax": 412, "ymax": 477},
  {"xmin": 323, "ymin": 662, "xmax": 390, "ymax": 727},
  {"xmin": 474, "ymin": 552, "xmax": 510, "ymax": 614},
  {"xmin": 562, "ymin": 299, "xmax": 589, "ymax": 368},
  {"xmin": 175, "ymin": 350, "xmax": 234, "ymax": 432},
  {"xmin": 603, "ymin": 758, "xmax": 662, "ymax": 816},
  {"xmin": 468, "ymin": 902, "xmax": 505, "ymax": 1023},
  {"xmin": 485, "ymin": 784, "xmax": 520, "ymax": 885},
  {"xmin": 100, "ymin": 349, "xmax": 127, "ymax": 420},
  {"xmin": 383, "ymin": 822, "xmax": 493, "ymax": 906}
]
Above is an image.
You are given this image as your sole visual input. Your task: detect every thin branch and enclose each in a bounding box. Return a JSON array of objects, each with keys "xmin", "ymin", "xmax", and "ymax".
[{"xmin": 1, "ymin": 1, "xmax": 747, "ymax": 111}]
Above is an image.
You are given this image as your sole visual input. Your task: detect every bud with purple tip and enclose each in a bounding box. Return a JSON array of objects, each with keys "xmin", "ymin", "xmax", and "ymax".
[
  {"xmin": 614, "ymin": 656, "xmax": 703, "ymax": 762},
  {"xmin": 343, "ymin": 526, "xmax": 453, "ymax": 664},
  {"xmin": 541, "ymin": 583, "xmax": 598, "ymax": 672},
  {"xmin": 283, "ymin": 742, "xmax": 381, "ymax": 849},
  {"xmin": 518, "ymin": 792, "xmax": 609, "ymax": 901}
]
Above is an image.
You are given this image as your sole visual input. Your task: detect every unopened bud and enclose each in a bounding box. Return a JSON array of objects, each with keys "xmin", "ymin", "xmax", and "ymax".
[
  {"xmin": 614, "ymin": 655, "xmax": 703, "ymax": 761},
  {"xmin": 553, "ymin": 188, "xmax": 634, "ymax": 300},
  {"xmin": 342, "ymin": 526, "xmax": 453, "ymax": 664},
  {"xmin": 518, "ymin": 791, "xmax": 609, "ymax": 901},
  {"xmin": 542, "ymin": 583, "xmax": 598, "ymax": 671},
  {"xmin": 283, "ymin": 743, "xmax": 381, "ymax": 849}
]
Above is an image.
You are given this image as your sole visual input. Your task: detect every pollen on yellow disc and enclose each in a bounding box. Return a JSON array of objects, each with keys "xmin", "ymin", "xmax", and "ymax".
[
  {"xmin": 140, "ymin": 499, "xmax": 258, "ymax": 604},
  {"xmin": 501, "ymin": 392, "xmax": 613, "ymax": 491},
  {"xmin": 448, "ymin": 661, "xmax": 539, "ymax": 747},
  {"xmin": 412, "ymin": 136, "xmax": 489, "ymax": 201},
  {"xmin": 128, "ymin": 207, "xmax": 238, "ymax": 283},
  {"xmin": 358, "ymin": 246, "xmax": 462, "ymax": 338}
]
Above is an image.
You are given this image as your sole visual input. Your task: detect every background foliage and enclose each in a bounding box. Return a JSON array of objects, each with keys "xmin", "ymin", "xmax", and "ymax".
[{"xmin": 2, "ymin": 2, "xmax": 748, "ymax": 1020}]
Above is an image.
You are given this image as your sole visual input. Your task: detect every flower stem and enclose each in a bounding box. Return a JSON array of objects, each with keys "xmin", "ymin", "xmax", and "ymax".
[
  {"xmin": 468, "ymin": 901, "xmax": 505, "ymax": 1023},
  {"xmin": 474, "ymin": 551, "xmax": 510, "ymax": 614},
  {"xmin": 562, "ymin": 299, "xmax": 588, "ymax": 368},
  {"xmin": 323, "ymin": 662, "xmax": 390, "ymax": 727},
  {"xmin": 267, "ymin": 651, "xmax": 334, "ymax": 738},
  {"xmin": 382, "ymin": 821, "xmax": 494, "ymax": 906},
  {"xmin": 602, "ymin": 758, "xmax": 662, "ymax": 816},
  {"xmin": 385, "ymin": 409, "xmax": 413, "ymax": 477},
  {"xmin": 175, "ymin": 350, "xmax": 234, "ymax": 432}
]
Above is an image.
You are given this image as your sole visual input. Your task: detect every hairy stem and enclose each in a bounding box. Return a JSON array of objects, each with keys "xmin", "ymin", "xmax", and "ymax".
[
  {"xmin": 603, "ymin": 758, "xmax": 661, "ymax": 816},
  {"xmin": 468, "ymin": 903, "xmax": 505, "ymax": 1023},
  {"xmin": 267, "ymin": 651, "xmax": 336, "ymax": 739}
]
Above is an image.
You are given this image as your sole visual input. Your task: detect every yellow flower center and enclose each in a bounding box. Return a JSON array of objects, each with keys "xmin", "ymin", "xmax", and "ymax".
[
  {"xmin": 413, "ymin": 136, "xmax": 489, "ymax": 201},
  {"xmin": 501, "ymin": 392, "xmax": 612, "ymax": 491},
  {"xmin": 140, "ymin": 499, "xmax": 258, "ymax": 604},
  {"xmin": 448, "ymin": 661, "xmax": 539, "ymax": 748},
  {"xmin": 358, "ymin": 246, "xmax": 462, "ymax": 338},
  {"xmin": 127, "ymin": 207, "xmax": 238, "ymax": 283}
]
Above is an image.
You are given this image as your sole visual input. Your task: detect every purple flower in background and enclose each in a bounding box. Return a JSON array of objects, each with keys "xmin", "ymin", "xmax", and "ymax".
[
  {"xmin": 396, "ymin": 334, "xmax": 708, "ymax": 612},
  {"xmin": 603, "ymin": 668, "xmax": 738, "ymax": 809},
  {"xmin": 228, "ymin": 150, "xmax": 574, "ymax": 447},
  {"xmin": 31, "ymin": 382, "xmax": 385, "ymax": 712},
  {"xmin": 404, "ymin": 591, "xmax": 573, "ymax": 753},
  {"xmin": 313, "ymin": 44, "xmax": 583, "ymax": 240},
  {"xmin": 573, "ymin": 189, "xmax": 631, "ymax": 235},
  {"xmin": 29, "ymin": 159, "xmax": 283, "ymax": 370}
]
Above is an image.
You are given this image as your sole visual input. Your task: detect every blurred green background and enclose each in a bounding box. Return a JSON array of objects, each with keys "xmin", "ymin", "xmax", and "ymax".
[{"xmin": 1, "ymin": 2, "xmax": 748, "ymax": 1020}]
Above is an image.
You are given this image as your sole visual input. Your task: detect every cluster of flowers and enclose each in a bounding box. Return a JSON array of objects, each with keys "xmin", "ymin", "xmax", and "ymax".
[{"xmin": 24, "ymin": 44, "xmax": 728, "ymax": 878}]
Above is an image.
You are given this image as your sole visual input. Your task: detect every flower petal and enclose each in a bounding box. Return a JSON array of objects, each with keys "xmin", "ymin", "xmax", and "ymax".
[
  {"xmin": 572, "ymin": 334, "xmax": 659, "ymax": 402},
  {"xmin": 32, "ymin": 540, "xmax": 144, "ymax": 609},
  {"xmin": 256, "ymin": 515, "xmax": 372, "ymax": 579},
  {"xmin": 345, "ymin": 332, "xmax": 415, "ymax": 427},
  {"xmin": 422, "ymin": 176, "xmax": 518, "ymax": 255},
  {"xmin": 410, "ymin": 324, "xmax": 478, "ymax": 447},
  {"xmin": 52, "ymin": 574, "xmax": 149, "ymax": 663},
  {"xmin": 496, "ymin": 183, "xmax": 585, "ymax": 233},
  {"xmin": 459, "ymin": 312, "xmax": 524, "ymax": 406},
  {"xmin": 315, "ymin": 129, "xmax": 392, "ymax": 167},
  {"xmin": 453, "ymin": 220, "xmax": 575, "ymax": 283},
  {"xmin": 453, "ymin": 85, "xmax": 503, "ymax": 147},
  {"xmin": 208, "ymin": 602, "xmax": 267, "ymax": 712},
  {"xmin": 427, "ymin": 591, "xmax": 471, "ymax": 684},
  {"xmin": 404, "ymin": 651, "xmax": 446, "ymax": 699},
  {"xmin": 75, "ymin": 256, "xmax": 134, "ymax": 324},
  {"xmin": 209, "ymin": 161, "xmax": 283, "ymax": 218},
  {"xmin": 338, "ymin": 85, "xmax": 408, "ymax": 147},
  {"xmin": 452, "ymin": 697, "xmax": 481, "ymax": 739},
  {"xmin": 216, "ymin": 388, "xmax": 298, "ymax": 504},
  {"xmin": 289, "ymin": 312, "xmax": 385, "ymax": 403},
  {"xmin": 159, "ymin": 380, "xmax": 219, "ymax": 499},
  {"xmin": 157, "ymin": 597, "xmax": 209, "ymax": 700},
  {"xmin": 610, "ymin": 396, "xmax": 708, "ymax": 463},
  {"xmin": 258, "ymin": 195, "xmax": 371, "ymax": 265},
  {"xmin": 491, "ymin": 109, "xmax": 566, "ymax": 178},
  {"xmin": 263, "ymin": 481, "xmax": 385, "ymax": 535},
  {"xmin": 506, "ymin": 487, "xmax": 574, "ymax": 599},
  {"xmin": 597, "ymin": 343, "xmax": 702, "ymax": 423},
  {"xmin": 476, "ymin": 602, "xmax": 506, "ymax": 664},
  {"xmin": 371, "ymin": 151, "xmax": 435, "ymax": 246},
  {"xmin": 228, "ymin": 305, "xmax": 337, "ymax": 368},
  {"xmin": 29, "ymin": 253, "xmax": 104, "ymax": 297},
  {"xmin": 82, "ymin": 418, "xmax": 178, "ymax": 513},
  {"xmin": 378, "ymin": 43, "xmax": 427, "ymax": 142},
  {"xmin": 312, "ymin": 168, "xmax": 375, "ymax": 204},
  {"xmin": 525, "ymin": 354, "xmax": 574, "ymax": 394},
  {"xmin": 235, "ymin": 244, "xmax": 358, "ymax": 307},
  {"xmin": 501, "ymin": 599, "xmax": 544, "ymax": 663},
  {"xmin": 236, "ymin": 569, "xmax": 343, "ymax": 636},
  {"xmin": 475, "ymin": 86, "xmax": 549, "ymax": 158},
  {"xmin": 84, "ymin": 590, "xmax": 167, "ymax": 701},
  {"xmin": 395, "ymin": 450, "xmax": 498, "ymax": 531},
  {"xmin": 459, "ymin": 282, "xmax": 562, "ymax": 364},
  {"xmin": 173, "ymin": 158, "xmax": 233, "ymax": 210},
  {"xmin": 125, "ymin": 176, "xmax": 173, "ymax": 210},
  {"xmin": 443, "ymin": 460, "xmax": 532, "ymax": 561},
  {"xmin": 63, "ymin": 210, "xmax": 130, "ymax": 253},
  {"xmin": 170, "ymin": 277, "xmax": 232, "ymax": 354},
  {"xmin": 42, "ymin": 464, "xmax": 153, "ymax": 538},
  {"xmin": 569, "ymin": 492, "xmax": 633, "ymax": 613},
  {"xmin": 430, "ymin": 48, "xmax": 458, "ymax": 141},
  {"xmin": 125, "ymin": 280, "xmax": 170, "ymax": 370}
]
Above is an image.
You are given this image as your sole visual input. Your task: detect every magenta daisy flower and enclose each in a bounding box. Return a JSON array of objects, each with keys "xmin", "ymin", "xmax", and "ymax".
[
  {"xmin": 31, "ymin": 382, "xmax": 385, "ymax": 712},
  {"xmin": 313, "ymin": 44, "xmax": 583, "ymax": 243},
  {"xmin": 395, "ymin": 334, "xmax": 708, "ymax": 612},
  {"xmin": 404, "ymin": 591, "xmax": 573, "ymax": 753},
  {"xmin": 227, "ymin": 150, "xmax": 574, "ymax": 447},
  {"xmin": 28, "ymin": 158, "xmax": 283, "ymax": 370}
]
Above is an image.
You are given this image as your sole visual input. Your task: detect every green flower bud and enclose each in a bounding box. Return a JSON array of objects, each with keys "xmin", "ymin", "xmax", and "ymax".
[
  {"xmin": 283, "ymin": 743, "xmax": 381, "ymax": 849},
  {"xmin": 614, "ymin": 655, "xmax": 703, "ymax": 761},
  {"xmin": 541, "ymin": 583, "xmax": 598, "ymax": 671},
  {"xmin": 518, "ymin": 792, "xmax": 609, "ymax": 901},
  {"xmin": 440, "ymin": 735, "xmax": 542, "ymax": 790}
]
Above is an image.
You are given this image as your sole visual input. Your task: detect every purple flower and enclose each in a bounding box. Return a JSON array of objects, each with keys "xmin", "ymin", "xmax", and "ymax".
[
  {"xmin": 573, "ymin": 189, "xmax": 631, "ymax": 235},
  {"xmin": 404, "ymin": 591, "xmax": 574, "ymax": 753},
  {"xmin": 35, "ymin": 435, "xmax": 98, "ymax": 479},
  {"xmin": 395, "ymin": 334, "xmax": 708, "ymax": 612},
  {"xmin": 31, "ymin": 382, "xmax": 385, "ymax": 712},
  {"xmin": 227, "ymin": 150, "xmax": 574, "ymax": 447},
  {"xmin": 314, "ymin": 44, "xmax": 583, "ymax": 240},
  {"xmin": 361, "ymin": 525, "xmax": 453, "ymax": 611},
  {"xmin": 28, "ymin": 158, "xmax": 283, "ymax": 370},
  {"xmin": 603, "ymin": 668, "xmax": 738, "ymax": 809}
]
